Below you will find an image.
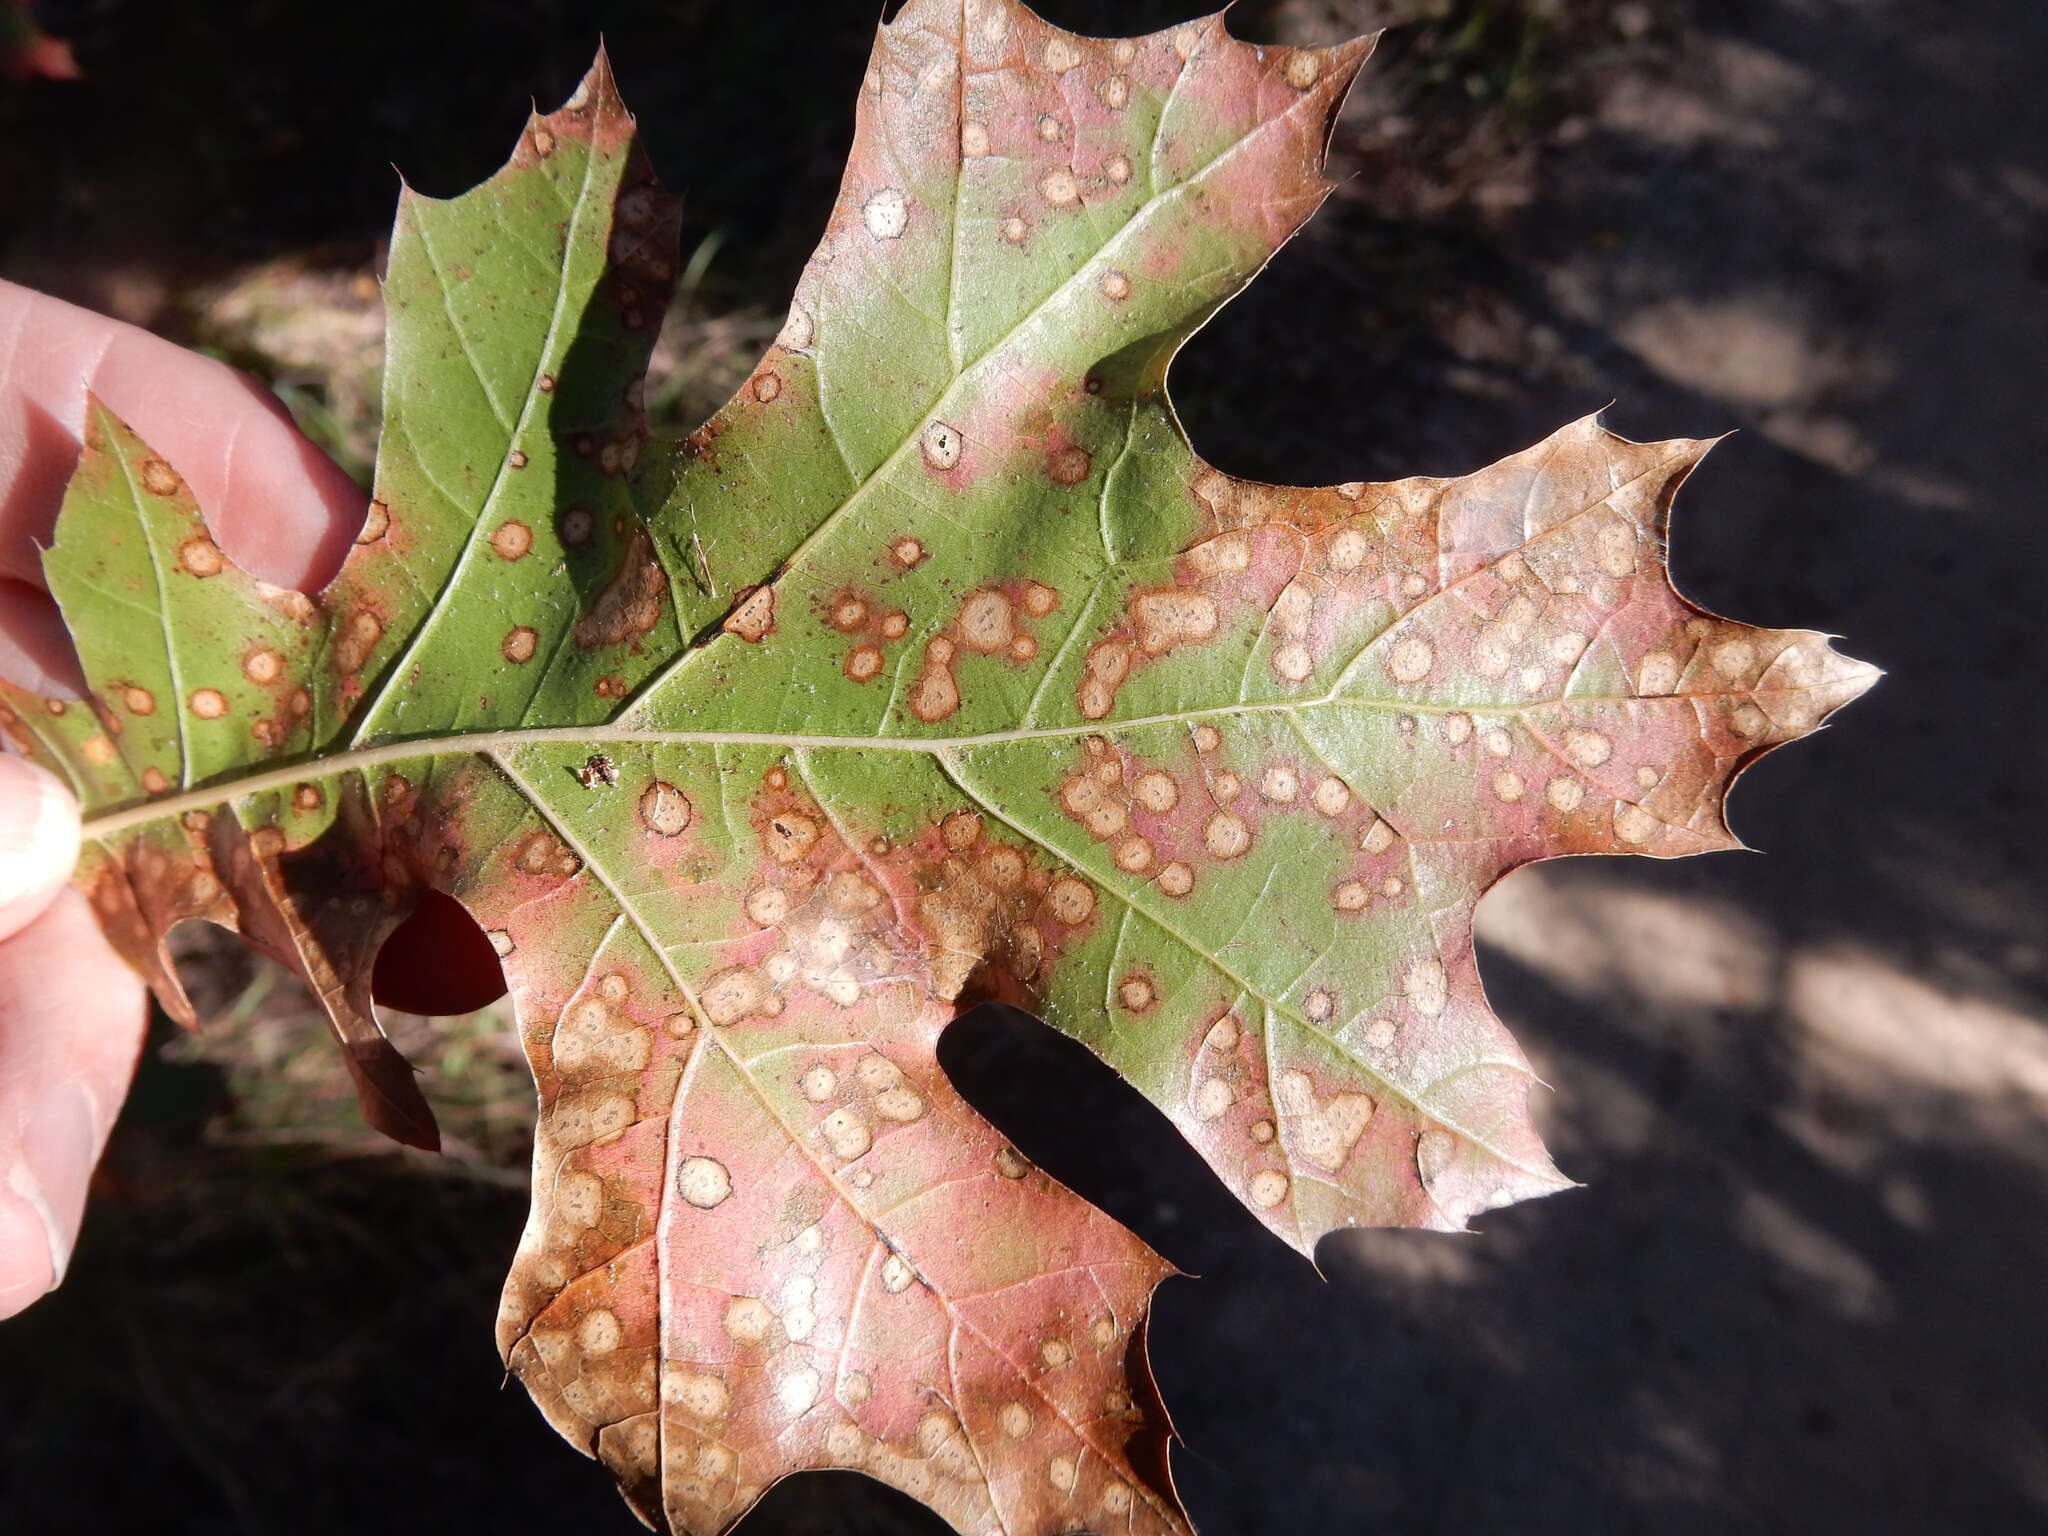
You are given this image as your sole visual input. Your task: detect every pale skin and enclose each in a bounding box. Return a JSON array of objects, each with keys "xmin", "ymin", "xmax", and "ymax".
[{"xmin": 0, "ymin": 278, "xmax": 392, "ymax": 1317}]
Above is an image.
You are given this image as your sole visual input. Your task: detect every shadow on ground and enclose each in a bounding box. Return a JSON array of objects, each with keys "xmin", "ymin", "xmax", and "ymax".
[{"xmin": 2, "ymin": 0, "xmax": 2044, "ymax": 1531}]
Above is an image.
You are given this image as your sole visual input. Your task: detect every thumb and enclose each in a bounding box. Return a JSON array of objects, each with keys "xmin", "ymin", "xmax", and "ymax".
[{"xmin": 0, "ymin": 754, "xmax": 78, "ymax": 944}]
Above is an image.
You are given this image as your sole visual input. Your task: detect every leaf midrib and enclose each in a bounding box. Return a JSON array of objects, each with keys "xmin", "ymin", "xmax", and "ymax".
[
  {"xmin": 76, "ymin": 670, "xmax": 1824, "ymax": 843},
  {"xmin": 74, "ymin": 684, "xmax": 1653, "ymax": 841}
]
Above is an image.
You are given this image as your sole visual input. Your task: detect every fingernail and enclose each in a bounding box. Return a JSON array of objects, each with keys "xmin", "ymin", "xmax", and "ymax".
[
  {"xmin": 0, "ymin": 754, "xmax": 79, "ymax": 909},
  {"xmin": 7, "ymin": 1082, "xmax": 97, "ymax": 1290}
]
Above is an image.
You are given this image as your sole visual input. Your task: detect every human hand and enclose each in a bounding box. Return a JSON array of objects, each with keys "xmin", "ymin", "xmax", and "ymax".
[{"xmin": 0, "ymin": 278, "xmax": 377, "ymax": 1317}]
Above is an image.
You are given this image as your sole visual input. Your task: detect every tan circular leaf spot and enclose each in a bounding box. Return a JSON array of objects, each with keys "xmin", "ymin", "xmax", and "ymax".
[
  {"xmin": 577, "ymin": 1308, "xmax": 622, "ymax": 1355},
  {"xmin": 1047, "ymin": 444, "xmax": 1091, "ymax": 485},
  {"xmin": 640, "ymin": 780, "xmax": 692, "ymax": 836},
  {"xmin": 1614, "ymin": 803, "xmax": 1659, "ymax": 844},
  {"xmin": 676, "ymin": 1156, "xmax": 732, "ymax": 1209},
  {"xmin": 1204, "ymin": 811, "xmax": 1251, "ymax": 859},
  {"xmin": 1249, "ymin": 1169, "xmax": 1291, "ymax": 1208},
  {"xmin": 862, "ymin": 187, "xmax": 908, "ymax": 240},
  {"xmin": 1260, "ymin": 765, "xmax": 1299, "ymax": 803},
  {"xmin": 1273, "ymin": 642, "xmax": 1314, "ymax": 682},
  {"xmin": 140, "ymin": 458, "xmax": 181, "ymax": 496},
  {"xmin": 188, "ymin": 688, "xmax": 228, "ymax": 719},
  {"xmin": 1044, "ymin": 876, "xmax": 1096, "ymax": 925},
  {"xmin": 664, "ymin": 1368, "xmax": 729, "ymax": 1421},
  {"xmin": 1312, "ymin": 777, "xmax": 1351, "ymax": 817},
  {"xmin": 1283, "ymin": 50, "xmax": 1323, "ymax": 89},
  {"xmin": 490, "ymin": 521, "xmax": 532, "ymax": 560},
  {"xmin": 178, "ymin": 537, "xmax": 223, "ymax": 577},
  {"xmin": 723, "ymin": 1296, "xmax": 772, "ymax": 1343},
  {"xmin": 1113, "ymin": 835, "xmax": 1154, "ymax": 873},
  {"xmin": 1132, "ymin": 770, "xmax": 1178, "ymax": 814},
  {"xmin": 1388, "ymin": 636, "xmax": 1435, "ymax": 683},
  {"xmin": 1564, "ymin": 728, "xmax": 1612, "ymax": 768},
  {"xmin": 918, "ymin": 421, "xmax": 969, "ymax": 476}
]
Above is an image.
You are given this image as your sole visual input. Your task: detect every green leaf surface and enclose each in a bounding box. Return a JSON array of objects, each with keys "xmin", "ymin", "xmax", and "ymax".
[{"xmin": 2, "ymin": 6, "xmax": 1876, "ymax": 1533}]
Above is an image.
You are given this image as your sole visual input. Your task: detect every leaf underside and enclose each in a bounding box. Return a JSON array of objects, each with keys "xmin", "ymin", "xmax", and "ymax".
[{"xmin": 3, "ymin": 5, "xmax": 1876, "ymax": 1533}]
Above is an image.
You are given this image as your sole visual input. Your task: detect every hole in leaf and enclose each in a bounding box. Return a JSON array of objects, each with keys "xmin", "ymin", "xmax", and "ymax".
[
  {"xmin": 0, "ymin": 577, "xmax": 86, "ymax": 697},
  {"xmin": 1025, "ymin": 0, "xmax": 1288, "ymax": 43},
  {"xmin": 939, "ymin": 1002, "xmax": 1266, "ymax": 1274},
  {"xmin": 370, "ymin": 889, "xmax": 506, "ymax": 1015},
  {"xmin": 742, "ymin": 1468, "xmax": 951, "ymax": 1533}
]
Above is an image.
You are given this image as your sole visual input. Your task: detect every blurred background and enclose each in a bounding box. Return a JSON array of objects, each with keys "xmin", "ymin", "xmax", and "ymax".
[{"xmin": 2, "ymin": 0, "xmax": 2044, "ymax": 1531}]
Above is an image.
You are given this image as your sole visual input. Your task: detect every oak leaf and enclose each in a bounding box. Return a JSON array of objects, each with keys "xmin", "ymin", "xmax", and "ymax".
[{"xmin": 3, "ymin": 5, "xmax": 1876, "ymax": 1533}]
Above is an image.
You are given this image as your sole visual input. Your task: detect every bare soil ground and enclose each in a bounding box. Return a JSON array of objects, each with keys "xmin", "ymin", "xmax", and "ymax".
[{"xmin": 2, "ymin": 1, "xmax": 2044, "ymax": 1532}]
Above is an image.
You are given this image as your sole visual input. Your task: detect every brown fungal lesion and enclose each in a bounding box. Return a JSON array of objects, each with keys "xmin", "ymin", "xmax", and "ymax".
[
  {"xmin": 514, "ymin": 830, "xmax": 583, "ymax": 881},
  {"xmin": 178, "ymin": 536, "xmax": 224, "ymax": 578},
  {"xmin": 332, "ymin": 607, "xmax": 385, "ymax": 675},
  {"xmin": 909, "ymin": 638, "xmax": 960, "ymax": 723},
  {"xmin": 1075, "ymin": 582, "xmax": 1224, "ymax": 721},
  {"xmin": 900, "ymin": 583, "xmax": 1062, "ymax": 722},
  {"xmin": 139, "ymin": 457, "xmax": 182, "ymax": 497},
  {"xmin": 490, "ymin": 521, "xmax": 533, "ymax": 560},
  {"xmin": 710, "ymin": 777, "xmax": 1100, "ymax": 1026},
  {"xmin": 721, "ymin": 583, "xmax": 776, "ymax": 644},
  {"xmin": 574, "ymin": 529, "xmax": 670, "ymax": 650}
]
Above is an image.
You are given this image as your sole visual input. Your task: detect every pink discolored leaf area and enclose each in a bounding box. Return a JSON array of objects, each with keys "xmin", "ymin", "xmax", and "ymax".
[{"xmin": 2, "ymin": 5, "xmax": 1875, "ymax": 1533}]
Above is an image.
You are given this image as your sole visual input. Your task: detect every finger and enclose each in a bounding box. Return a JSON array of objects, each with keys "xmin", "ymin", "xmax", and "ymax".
[
  {"xmin": 0, "ymin": 279, "xmax": 367, "ymax": 596},
  {"xmin": 0, "ymin": 754, "xmax": 78, "ymax": 945},
  {"xmin": 0, "ymin": 886, "xmax": 148, "ymax": 1319},
  {"xmin": 0, "ymin": 577, "xmax": 84, "ymax": 698}
]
